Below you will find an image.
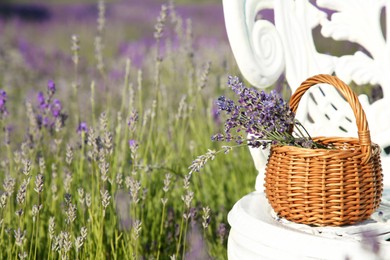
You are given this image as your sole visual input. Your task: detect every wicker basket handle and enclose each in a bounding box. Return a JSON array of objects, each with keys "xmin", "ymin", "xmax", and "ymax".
[{"xmin": 289, "ymin": 74, "xmax": 372, "ymax": 164}]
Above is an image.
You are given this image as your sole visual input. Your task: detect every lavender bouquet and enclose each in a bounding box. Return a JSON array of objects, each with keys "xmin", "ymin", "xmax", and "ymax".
[{"xmin": 189, "ymin": 76, "xmax": 326, "ymax": 174}]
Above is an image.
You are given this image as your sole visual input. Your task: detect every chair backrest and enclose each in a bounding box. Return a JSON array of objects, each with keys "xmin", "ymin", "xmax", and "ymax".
[
  {"xmin": 223, "ymin": 0, "xmax": 390, "ymax": 183},
  {"xmin": 223, "ymin": 0, "xmax": 390, "ymax": 190}
]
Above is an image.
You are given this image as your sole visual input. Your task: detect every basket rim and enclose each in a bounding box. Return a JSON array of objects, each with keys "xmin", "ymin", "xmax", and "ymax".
[{"xmin": 270, "ymin": 136, "xmax": 381, "ymax": 157}]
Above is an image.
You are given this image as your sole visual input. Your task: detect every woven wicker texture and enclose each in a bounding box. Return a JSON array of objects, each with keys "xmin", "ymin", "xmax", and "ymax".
[{"xmin": 264, "ymin": 74, "xmax": 383, "ymax": 226}]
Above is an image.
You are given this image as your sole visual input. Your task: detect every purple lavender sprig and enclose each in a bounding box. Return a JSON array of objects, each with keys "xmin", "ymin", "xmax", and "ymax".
[
  {"xmin": 212, "ymin": 76, "xmax": 322, "ymax": 149},
  {"xmin": 77, "ymin": 122, "xmax": 88, "ymax": 134},
  {"xmin": 47, "ymin": 80, "xmax": 56, "ymax": 97},
  {"xmin": 189, "ymin": 76, "xmax": 326, "ymax": 175},
  {"xmin": 0, "ymin": 90, "xmax": 8, "ymax": 119},
  {"xmin": 36, "ymin": 80, "xmax": 67, "ymax": 133}
]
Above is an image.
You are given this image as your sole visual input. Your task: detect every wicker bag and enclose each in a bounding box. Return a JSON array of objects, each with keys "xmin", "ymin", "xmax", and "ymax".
[{"xmin": 264, "ymin": 74, "xmax": 383, "ymax": 226}]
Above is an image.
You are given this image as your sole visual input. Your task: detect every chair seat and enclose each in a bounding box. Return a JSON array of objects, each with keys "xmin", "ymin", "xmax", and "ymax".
[{"xmin": 228, "ymin": 190, "xmax": 390, "ymax": 260}]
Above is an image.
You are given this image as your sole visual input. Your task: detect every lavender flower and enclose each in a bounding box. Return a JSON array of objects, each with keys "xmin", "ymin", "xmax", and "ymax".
[
  {"xmin": 37, "ymin": 92, "xmax": 47, "ymax": 110},
  {"xmin": 213, "ymin": 76, "xmax": 320, "ymax": 149},
  {"xmin": 101, "ymin": 189, "xmax": 111, "ymax": 211},
  {"xmin": 51, "ymin": 99, "xmax": 62, "ymax": 118},
  {"xmin": 211, "ymin": 103, "xmax": 221, "ymax": 125},
  {"xmin": 34, "ymin": 174, "xmax": 44, "ymax": 194},
  {"xmin": 188, "ymin": 149, "xmax": 216, "ymax": 175},
  {"xmin": 0, "ymin": 90, "xmax": 6, "ymax": 101},
  {"xmin": 0, "ymin": 90, "xmax": 8, "ymax": 118},
  {"xmin": 127, "ymin": 110, "xmax": 139, "ymax": 133},
  {"xmin": 0, "ymin": 193, "xmax": 7, "ymax": 209},
  {"xmin": 190, "ymin": 76, "xmax": 327, "ymax": 175},
  {"xmin": 47, "ymin": 80, "xmax": 56, "ymax": 94},
  {"xmin": 128, "ymin": 139, "xmax": 138, "ymax": 149},
  {"xmin": 48, "ymin": 217, "xmax": 56, "ymax": 240},
  {"xmin": 202, "ymin": 206, "xmax": 211, "ymax": 229},
  {"xmin": 185, "ymin": 224, "xmax": 211, "ymax": 260},
  {"xmin": 217, "ymin": 223, "xmax": 227, "ymax": 244},
  {"xmin": 18, "ymin": 252, "xmax": 27, "ymax": 260},
  {"xmin": 14, "ymin": 228, "xmax": 26, "ymax": 247},
  {"xmin": 35, "ymin": 85, "xmax": 67, "ymax": 133},
  {"xmin": 77, "ymin": 122, "xmax": 88, "ymax": 134}
]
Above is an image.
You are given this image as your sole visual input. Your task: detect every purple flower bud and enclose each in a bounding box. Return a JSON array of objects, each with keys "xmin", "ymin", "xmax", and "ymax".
[
  {"xmin": 0, "ymin": 90, "xmax": 6, "ymax": 99},
  {"xmin": 77, "ymin": 122, "xmax": 88, "ymax": 134},
  {"xmin": 47, "ymin": 80, "xmax": 56, "ymax": 93},
  {"xmin": 36, "ymin": 115, "xmax": 42, "ymax": 128},
  {"xmin": 37, "ymin": 91, "xmax": 48, "ymax": 110},
  {"xmin": 217, "ymin": 223, "xmax": 227, "ymax": 239},
  {"xmin": 227, "ymin": 76, "xmax": 244, "ymax": 95},
  {"xmin": 212, "ymin": 76, "xmax": 303, "ymax": 147},
  {"xmin": 216, "ymin": 96, "xmax": 235, "ymax": 113},
  {"xmin": 51, "ymin": 99, "xmax": 62, "ymax": 118},
  {"xmin": 189, "ymin": 207, "xmax": 197, "ymax": 219},
  {"xmin": 0, "ymin": 90, "xmax": 8, "ymax": 116},
  {"xmin": 0, "ymin": 90, "xmax": 6, "ymax": 103},
  {"xmin": 211, "ymin": 103, "xmax": 221, "ymax": 124},
  {"xmin": 211, "ymin": 133, "xmax": 225, "ymax": 142},
  {"xmin": 44, "ymin": 117, "xmax": 50, "ymax": 126},
  {"xmin": 128, "ymin": 139, "xmax": 137, "ymax": 148}
]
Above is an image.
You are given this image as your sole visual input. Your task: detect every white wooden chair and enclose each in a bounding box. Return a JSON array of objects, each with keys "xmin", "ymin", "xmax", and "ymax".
[{"xmin": 223, "ymin": 0, "xmax": 390, "ymax": 259}]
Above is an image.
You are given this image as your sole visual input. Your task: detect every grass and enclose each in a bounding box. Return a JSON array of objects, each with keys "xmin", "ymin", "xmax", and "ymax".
[{"xmin": 0, "ymin": 0, "xmax": 257, "ymax": 259}]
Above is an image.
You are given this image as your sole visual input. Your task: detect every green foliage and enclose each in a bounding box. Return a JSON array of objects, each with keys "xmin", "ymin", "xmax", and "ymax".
[{"xmin": 0, "ymin": 1, "xmax": 256, "ymax": 259}]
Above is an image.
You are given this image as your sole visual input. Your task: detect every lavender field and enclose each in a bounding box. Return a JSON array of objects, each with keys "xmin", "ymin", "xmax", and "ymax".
[{"xmin": 0, "ymin": 0, "xmax": 257, "ymax": 259}]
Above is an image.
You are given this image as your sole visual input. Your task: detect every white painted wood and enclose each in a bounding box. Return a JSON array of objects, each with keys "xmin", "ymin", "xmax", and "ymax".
[{"xmin": 228, "ymin": 192, "xmax": 390, "ymax": 260}]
